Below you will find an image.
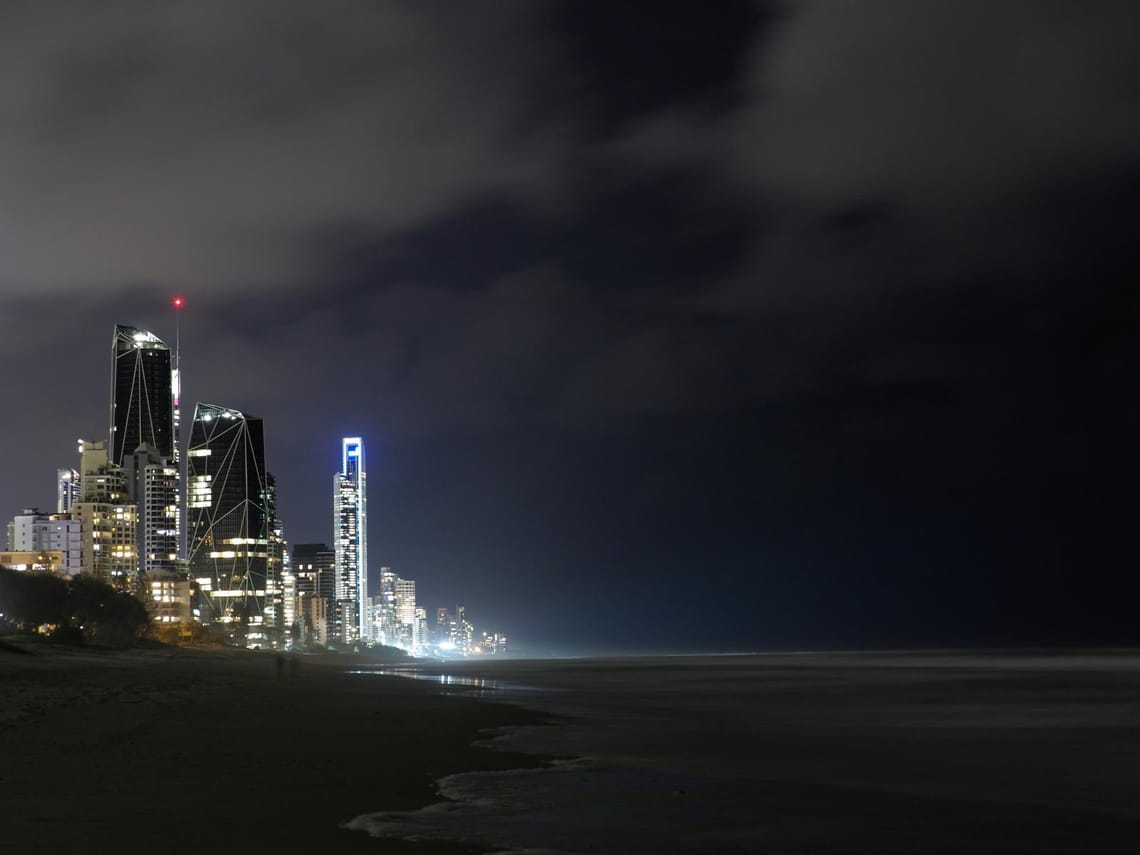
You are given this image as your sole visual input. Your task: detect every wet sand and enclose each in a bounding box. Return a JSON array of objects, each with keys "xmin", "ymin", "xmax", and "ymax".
[
  {"xmin": 0, "ymin": 641, "xmax": 550, "ymax": 854},
  {"xmin": 351, "ymin": 653, "xmax": 1140, "ymax": 853}
]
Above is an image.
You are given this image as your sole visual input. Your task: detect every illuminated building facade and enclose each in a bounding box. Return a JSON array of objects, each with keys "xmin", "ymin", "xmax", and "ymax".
[
  {"xmin": 75, "ymin": 438, "xmax": 137, "ymax": 588},
  {"xmin": 333, "ymin": 437, "xmax": 367, "ymax": 644},
  {"xmin": 123, "ymin": 444, "xmax": 179, "ymax": 579},
  {"xmin": 7, "ymin": 509, "xmax": 82, "ymax": 576},
  {"xmin": 72, "ymin": 501, "xmax": 137, "ymax": 589},
  {"xmin": 0, "ymin": 551, "xmax": 65, "ymax": 574},
  {"xmin": 187, "ymin": 403, "xmax": 273, "ymax": 637},
  {"xmin": 57, "ymin": 468, "xmax": 81, "ymax": 514},
  {"xmin": 150, "ymin": 577, "xmax": 192, "ymax": 623},
  {"xmin": 263, "ymin": 473, "xmax": 287, "ymax": 633},
  {"xmin": 110, "ymin": 325, "xmax": 175, "ymax": 465},
  {"xmin": 292, "ymin": 543, "xmax": 335, "ymax": 643}
]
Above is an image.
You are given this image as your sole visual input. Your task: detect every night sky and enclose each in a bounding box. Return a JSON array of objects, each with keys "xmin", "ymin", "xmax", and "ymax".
[{"xmin": 1, "ymin": 2, "xmax": 1137, "ymax": 654}]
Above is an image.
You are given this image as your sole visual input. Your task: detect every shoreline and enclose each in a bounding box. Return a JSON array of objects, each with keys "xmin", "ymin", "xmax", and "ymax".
[
  {"xmin": 347, "ymin": 651, "xmax": 1140, "ymax": 854},
  {"xmin": 0, "ymin": 640, "xmax": 560, "ymax": 854}
]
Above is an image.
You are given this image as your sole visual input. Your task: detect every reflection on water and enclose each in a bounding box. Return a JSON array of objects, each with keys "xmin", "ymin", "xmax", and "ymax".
[{"xmin": 348, "ymin": 667, "xmax": 508, "ymax": 693}]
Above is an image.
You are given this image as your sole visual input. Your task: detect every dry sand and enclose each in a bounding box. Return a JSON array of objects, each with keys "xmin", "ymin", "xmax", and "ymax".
[{"xmin": 0, "ymin": 640, "xmax": 550, "ymax": 854}]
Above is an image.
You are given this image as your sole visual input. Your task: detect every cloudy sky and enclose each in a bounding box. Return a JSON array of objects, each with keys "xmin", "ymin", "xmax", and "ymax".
[{"xmin": 2, "ymin": 1, "xmax": 1137, "ymax": 652}]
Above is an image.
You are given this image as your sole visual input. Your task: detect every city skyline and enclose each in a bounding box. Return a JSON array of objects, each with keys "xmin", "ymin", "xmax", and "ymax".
[
  {"xmin": 5, "ymin": 315, "xmax": 505, "ymax": 653},
  {"xmin": 1, "ymin": 3, "xmax": 1136, "ymax": 653}
]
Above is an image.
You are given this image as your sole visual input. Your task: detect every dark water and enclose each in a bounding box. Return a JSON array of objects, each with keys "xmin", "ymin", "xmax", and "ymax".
[{"xmin": 347, "ymin": 653, "xmax": 1140, "ymax": 853}]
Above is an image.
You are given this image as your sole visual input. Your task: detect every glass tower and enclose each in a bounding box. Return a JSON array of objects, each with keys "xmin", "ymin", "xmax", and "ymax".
[
  {"xmin": 110, "ymin": 325, "xmax": 174, "ymax": 466},
  {"xmin": 187, "ymin": 403, "xmax": 272, "ymax": 636},
  {"xmin": 334, "ymin": 437, "xmax": 368, "ymax": 644}
]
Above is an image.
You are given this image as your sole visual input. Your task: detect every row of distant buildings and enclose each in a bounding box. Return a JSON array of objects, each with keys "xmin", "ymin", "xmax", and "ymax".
[{"xmin": 3, "ymin": 319, "xmax": 507, "ymax": 657}]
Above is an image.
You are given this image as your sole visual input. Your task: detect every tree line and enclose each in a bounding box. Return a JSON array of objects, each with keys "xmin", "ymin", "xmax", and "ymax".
[{"xmin": 0, "ymin": 566, "xmax": 149, "ymax": 648}]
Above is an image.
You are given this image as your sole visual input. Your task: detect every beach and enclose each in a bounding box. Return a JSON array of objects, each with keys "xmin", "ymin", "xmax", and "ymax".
[
  {"xmin": 0, "ymin": 641, "xmax": 549, "ymax": 854},
  {"xmin": 351, "ymin": 653, "xmax": 1140, "ymax": 853},
  {"xmin": 5, "ymin": 646, "xmax": 1140, "ymax": 854}
]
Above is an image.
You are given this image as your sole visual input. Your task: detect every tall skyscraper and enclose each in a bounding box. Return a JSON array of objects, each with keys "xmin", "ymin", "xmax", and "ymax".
[
  {"xmin": 187, "ymin": 403, "xmax": 273, "ymax": 637},
  {"xmin": 334, "ymin": 437, "xmax": 367, "ymax": 644},
  {"xmin": 110, "ymin": 325, "xmax": 175, "ymax": 466}
]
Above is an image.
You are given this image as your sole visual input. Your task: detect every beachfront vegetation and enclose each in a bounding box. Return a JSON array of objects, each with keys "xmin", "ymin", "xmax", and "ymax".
[{"xmin": 0, "ymin": 566, "xmax": 149, "ymax": 648}]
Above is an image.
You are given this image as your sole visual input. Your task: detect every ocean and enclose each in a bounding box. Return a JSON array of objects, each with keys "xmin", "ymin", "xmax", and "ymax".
[{"xmin": 346, "ymin": 653, "xmax": 1140, "ymax": 853}]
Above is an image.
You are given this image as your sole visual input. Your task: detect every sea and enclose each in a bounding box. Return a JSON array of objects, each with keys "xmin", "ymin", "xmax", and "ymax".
[{"xmin": 345, "ymin": 652, "xmax": 1140, "ymax": 854}]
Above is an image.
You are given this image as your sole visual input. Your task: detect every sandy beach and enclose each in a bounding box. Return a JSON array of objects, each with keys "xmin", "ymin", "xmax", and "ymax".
[
  {"xmin": 0, "ymin": 640, "xmax": 550, "ymax": 854},
  {"xmin": 7, "ymin": 645, "xmax": 1140, "ymax": 854}
]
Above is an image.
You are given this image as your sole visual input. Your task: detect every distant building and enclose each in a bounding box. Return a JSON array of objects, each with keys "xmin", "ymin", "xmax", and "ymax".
[
  {"xmin": 376, "ymin": 567, "xmax": 398, "ymax": 645},
  {"xmin": 57, "ymin": 468, "xmax": 81, "ymax": 514},
  {"xmin": 149, "ymin": 577, "xmax": 191, "ymax": 623},
  {"xmin": 303, "ymin": 594, "xmax": 332, "ymax": 648},
  {"xmin": 262, "ymin": 473, "xmax": 286, "ymax": 636},
  {"xmin": 333, "ymin": 437, "xmax": 367, "ymax": 645},
  {"xmin": 395, "ymin": 577, "xmax": 416, "ymax": 649},
  {"xmin": 413, "ymin": 607, "xmax": 428, "ymax": 652},
  {"xmin": 293, "ymin": 543, "xmax": 335, "ymax": 645},
  {"xmin": 0, "ymin": 551, "xmax": 65, "ymax": 574},
  {"xmin": 9, "ymin": 509, "xmax": 81, "ymax": 575},
  {"xmin": 481, "ymin": 631, "xmax": 509, "ymax": 655},
  {"xmin": 187, "ymin": 403, "xmax": 273, "ymax": 638},
  {"xmin": 433, "ymin": 605, "xmax": 474, "ymax": 654}
]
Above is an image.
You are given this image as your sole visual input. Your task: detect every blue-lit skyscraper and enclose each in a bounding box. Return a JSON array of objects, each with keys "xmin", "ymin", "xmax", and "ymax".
[{"xmin": 334, "ymin": 437, "xmax": 368, "ymax": 644}]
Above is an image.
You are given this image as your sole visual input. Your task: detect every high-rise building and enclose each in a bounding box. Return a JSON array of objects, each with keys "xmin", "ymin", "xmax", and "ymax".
[
  {"xmin": 187, "ymin": 403, "xmax": 272, "ymax": 637},
  {"xmin": 123, "ymin": 444, "xmax": 179, "ymax": 579},
  {"xmin": 333, "ymin": 437, "xmax": 367, "ymax": 644},
  {"xmin": 395, "ymin": 576, "xmax": 417, "ymax": 648},
  {"xmin": 57, "ymin": 469, "xmax": 81, "ymax": 514},
  {"xmin": 75, "ymin": 438, "xmax": 138, "ymax": 589},
  {"xmin": 263, "ymin": 473, "xmax": 286, "ymax": 635},
  {"xmin": 72, "ymin": 501, "xmax": 138, "ymax": 588},
  {"xmin": 293, "ymin": 543, "xmax": 337, "ymax": 598},
  {"xmin": 292, "ymin": 543, "xmax": 335, "ymax": 648},
  {"xmin": 375, "ymin": 567, "xmax": 398, "ymax": 645},
  {"xmin": 110, "ymin": 325, "xmax": 175, "ymax": 466},
  {"xmin": 413, "ymin": 607, "xmax": 428, "ymax": 652}
]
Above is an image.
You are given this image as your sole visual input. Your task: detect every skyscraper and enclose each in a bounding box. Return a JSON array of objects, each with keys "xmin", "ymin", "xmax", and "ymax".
[
  {"xmin": 187, "ymin": 403, "xmax": 273, "ymax": 637},
  {"xmin": 334, "ymin": 437, "xmax": 367, "ymax": 644},
  {"xmin": 110, "ymin": 325, "xmax": 174, "ymax": 466}
]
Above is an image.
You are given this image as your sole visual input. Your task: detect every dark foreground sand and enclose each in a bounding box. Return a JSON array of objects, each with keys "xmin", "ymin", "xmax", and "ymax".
[{"xmin": 0, "ymin": 641, "xmax": 549, "ymax": 854}]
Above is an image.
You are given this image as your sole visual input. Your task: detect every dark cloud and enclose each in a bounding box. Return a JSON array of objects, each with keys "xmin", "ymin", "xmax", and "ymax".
[
  {"xmin": 547, "ymin": 0, "xmax": 781, "ymax": 134},
  {"xmin": 0, "ymin": 1, "xmax": 563, "ymax": 294}
]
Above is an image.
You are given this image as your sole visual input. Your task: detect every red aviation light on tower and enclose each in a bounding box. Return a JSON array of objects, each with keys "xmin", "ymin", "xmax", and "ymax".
[{"xmin": 173, "ymin": 297, "xmax": 184, "ymax": 308}]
